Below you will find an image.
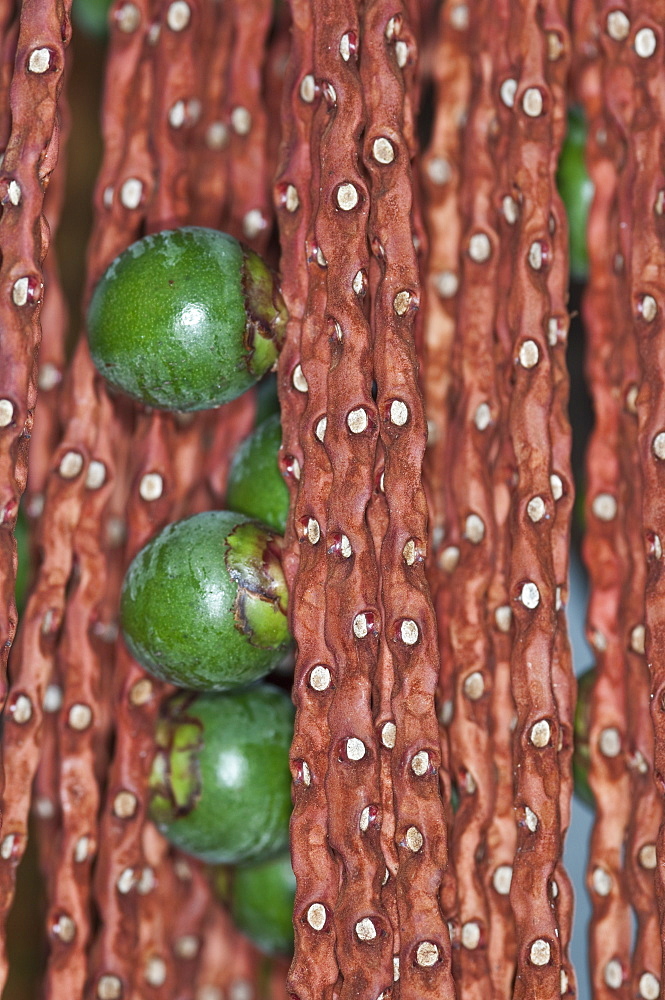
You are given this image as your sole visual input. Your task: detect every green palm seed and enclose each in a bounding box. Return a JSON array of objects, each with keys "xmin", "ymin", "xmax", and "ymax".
[
  {"xmin": 226, "ymin": 414, "xmax": 290, "ymax": 535},
  {"xmin": 230, "ymin": 851, "xmax": 295, "ymax": 956},
  {"xmin": 120, "ymin": 510, "xmax": 291, "ymax": 691},
  {"xmin": 87, "ymin": 227, "xmax": 287, "ymax": 412},
  {"xmin": 149, "ymin": 685, "xmax": 294, "ymax": 865}
]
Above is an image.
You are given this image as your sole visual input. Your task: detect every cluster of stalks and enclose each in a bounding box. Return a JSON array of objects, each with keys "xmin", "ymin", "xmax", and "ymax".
[{"xmin": 0, "ymin": 0, "xmax": 663, "ymax": 997}]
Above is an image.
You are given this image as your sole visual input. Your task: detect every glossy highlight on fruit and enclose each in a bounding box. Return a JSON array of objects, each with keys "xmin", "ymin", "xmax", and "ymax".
[
  {"xmin": 87, "ymin": 227, "xmax": 287, "ymax": 411},
  {"xmin": 227, "ymin": 414, "xmax": 290, "ymax": 535},
  {"xmin": 556, "ymin": 106, "xmax": 594, "ymax": 282},
  {"xmin": 149, "ymin": 685, "xmax": 294, "ymax": 865},
  {"xmin": 120, "ymin": 510, "xmax": 291, "ymax": 691}
]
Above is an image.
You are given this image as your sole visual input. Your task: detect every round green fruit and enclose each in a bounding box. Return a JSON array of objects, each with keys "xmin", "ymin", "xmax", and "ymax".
[
  {"xmin": 230, "ymin": 851, "xmax": 295, "ymax": 956},
  {"xmin": 556, "ymin": 106, "xmax": 594, "ymax": 282},
  {"xmin": 87, "ymin": 227, "xmax": 287, "ymax": 412},
  {"xmin": 72, "ymin": 0, "xmax": 112, "ymax": 37},
  {"xmin": 120, "ymin": 510, "xmax": 291, "ymax": 691},
  {"xmin": 573, "ymin": 665, "xmax": 594, "ymax": 809},
  {"xmin": 226, "ymin": 414, "xmax": 289, "ymax": 535},
  {"xmin": 150, "ymin": 685, "xmax": 294, "ymax": 865}
]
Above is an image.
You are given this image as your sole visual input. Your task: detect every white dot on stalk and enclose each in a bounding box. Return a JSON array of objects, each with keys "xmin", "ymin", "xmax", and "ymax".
[
  {"xmin": 353, "ymin": 270, "xmax": 367, "ymax": 295},
  {"xmin": 373, "ymin": 137, "xmax": 395, "ymax": 164},
  {"xmin": 434, "ymin": 270, "xmax": 459, "ymax": 300},
  {"xmin": 390, "ymin": 400, "xmax": 408, "ymax": 426},
  {"xmin": 502, "ymin": 195, "xmax": 519, "ymax": 224},
  {"xmin": 85, "ymin": 460, "xmax": 106, "ymax": 490},
  {"xmin": 243, "ymin": 209, "xmax": 266, "ymax": 239},
  {"xmin": 530, "ymin": 719, "xmax": 551, "ymax": 747},
  {"xmin": 339, "ymin": 534, "xmax": 352, "ymax": 558},
  {"xmin": 166, "ymin": 0, "xmax": 190, "ymax": 29},
  {"xmin": 310, "ymin": 665, "xmax": 331, "ymax": 691},
  {"xmin": 461, "ymin": 921, "xmax": 481, "ymax": 950},
  {"xmin": 630, "ymin": 624, "xmax": 646, "ymax": 654},
  {"xmin": 120, "ymin": 177, "xmax": 143, "ymax": 209},
  {"xmin": 38, "ymin": 362, "xmax": 61, "ymax": 391},
  {"xmin": 359, "ymin": 806, "xmax": 372, "ymax": 831},
  {"xmin": 28, "ymin": 48, "xmax": 52, "ymax": 73},
  {"xmin": 411, "ymin": 751, "xmax": 430, "ymax": 776},
  {"xmin": 525, "ymin": 806, "xmax": 538, "ymax": 832},
  {"xmin": 299, "ymin": 74, "xmax": 316, "ymax": 103},
  {"xmin": 347, "ymin": 408, "xmax": 368, "ymax": 433},
  {"xmin": 405, "ymin": 826, "xmax": 423, "ymax": 852},
  {"xmin": 530, "ymin": 939, "xmax": 551, "ymax": 966},
  {"xmin": 206, "ymin": 122, "xmax": 228, "ymax": 149},
  {"xmin": 635, "ymin": 27, "xmax": 657, "ymax": 58},
  {"xmin": 145, "ymin": 957, "xmax": 167, "ymax": 987},
  {"xmin": 174, "ymin": 934, "xmax": 199, "ymax": 959},
  {"xmin": 337, "ymin": 182, "xmax": 359, "ymax": 211},
  {"xmin": 301, "ymin": 761, "xmax": 311, "ymax": 786},
  {"xmin": 550, "ymin": 474, "xmax": 563, "ymax": 501},
  {"xmin": 450, "ymin": 4, "xmax": 469, "ymax": 29},
  {"xmin": 402, "ymin": 539, "xmax": 417, "ymax": 565},
  {"xmin": 465, "ymin": 513, "xmax": 485, "ymax": 544},
  {"xmin": 284, "ymin": 184, "xmax": 299, "ymax": 212},
  {"xmin": 381, "ymin": 721, "xmax": 396, "ymax": 748},
  {"xmin": 468, "ymin": 232, "xmax": 491, "ymax": 263},
  {"xmin": 34, "ymin": 796, "xmax": 55, "ymax": 819},
  {"xmin": 355, "ymin": 917, "xmax": 377, "ymax": 941},
  {"xmin": 353, "ymin": 613, "xmax": 369, "ymax": 638},
  {"xmin": 139, "ymin": 472, "xmax": 163, "ymax": 501},
  {"xmin": 347, "ymin": 737, "xmax": 366, "ymax": 761},
  {"xmin": 652, "ymin": 431, "xmax": 665, "ymax": 459},
  {"xmin": 116, "ymin": 1, "xmax": 140, "ymax": 31},
  {"xmin": 592, "ymin": 866, "xmax": 612, "ymax": 896},
  {"xmin": 169, "ymin": 101, "xmax": 186, "ymax": 129},
  {"xmin": 527, "ymin": 496, "xmax": 546, "ymax": 523},
  {"xmin": 416, "ymin": 941, "xmax": 439, "ymax": 967},
  {"xmin": 528, "ymin": 241, "xmax": 544, "ymax": 270},
  {"xmin": 11, "ymin": 694, "xmax": 32, "ymax": 725},
  {"xmin": 493, "ymin": 864, "xmax": 513, "ymax": 895},
  {"xmin": 599, "ymin": 727, "xmax": 621, "ymax": 758},
  {"xmin": 393, "ymin": 290, "xmax": 413, "ymax": 315},
  {"xmin": 113, "ymin": 790, "xmax": 138, "ymax": 818},
  {"xmin": 495, "ymin": 605, "xmax": 512, "ymax": 632},
  {"xmin": 592, "ymin": 493, "xmax": 617, "ymax": 521},
  {"xmin": 103, "ymin": 185, "xmax": 114, "ymax": 208},
  {"xmin": 43, "ymin": 684, "xmax": 63, "ymax": 713},
  {"xmin": 523, "ymin": 88, "xmax": 544, "ymax": 117},
  {"xmin": 606, "ymin": 9, "xmax": 630, "ymax": 39},
  {"xmin": 639, "ymin": 973, "xmax": 660, "ymax": 1000},
  {"xmin": 521, "ymin": 581, "xmax": 540, "ymax": 609},
  {"xmin": 7, "ymin": 180, "xmax": 20, "ymax": 205},
  {"xmin": 474, "ymin": 402, "xmax": 491, "ymax": 430},
  {"xmin": 68, "ymin": 703, "xmax": 93, "ymax": 731},
  {"xmin": 59, "ymin": 451, "xmax": 84, "ymax": 479},
  {"xmin": 97, "ymin": 975, "xmax": 123, "ymax": 1000},
  {"xmin": 604, "ymin": 960, "xmax": 624, "ymax": 990},
  {"xmin": 231, "ymin": 107, "xmax": 252, "ymax": 135},
  {"xmin": 500, "ymin": 78, "xmax": 517, "ymax": 107},
  {"xmin": 137, "ymin": 867, "xmax": 155, "ymax": 894},
  {"xmin": 12, "ymin": 276, "xmax": 30, "ymax": 306},
  {"xmin": 315, "ymin": 416, "xmax": 327, "ymax": 442},
  {"xmin": 463, "ymin": 671, "xmax": 484, "ymax": 700},
  {"xmin": 339, "ymin": 33, "xmax": 353, "ymax": 60},
  {"xmin": 440, "ymin": 545, "xmax": 460, "ymax": 573},
  {"xmin": 591, "ymin": 629, "xmax": 607, "ymax": 652},
  {"xmin": 0, "ymin": 399, "xmax": 14, "ymax": 427},
  {"xmin": 394, "ymin": 40, "xmax": 408, "ymax": 67},
  {"xmin": 73, "ymin": 837, "xmax": 90, "ymax": 862},
  {"xmin": 426, "ymin": 156, "xmax": 451, "ymax": 185},
  {"xmin": 306, "ymin": 518, "xmax": 320, "ymax": 544},
  {"xmin": 400, "ymin": 619, "xmax": 419, "ymax": 645},
  {"xmin": 639, "ymin": 843, "xmax": 657, "ymax": 870},
  {"xmin": 116, "ymin": 867, "xmax": 136, "ymax": 894},
  {"xmin": 292, "ymin": 364, "xmax": 308, "ymax": 392},
  {"xmin": 640, "ymin": 295, "xmax": 658, "ymax": 322},
  {"xmin": 519, "ymin": 340, "xmax": 540, "ymax": 368}
]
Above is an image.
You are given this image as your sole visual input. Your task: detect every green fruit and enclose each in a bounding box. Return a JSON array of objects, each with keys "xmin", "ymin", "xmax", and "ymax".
[
  {"xmin": 573, "ymin": 665, "xmax": 594, "ymax": 809},
  {"xmin": 120, "ymin": 510, "xmax": 291, "ymax": 691},
  {"xmin": 226, "ymin": 414, "xmax": 289, "ymax": 535},
  {"xmin": 255, "ymin": 373, "xmax": 280, "ymax": 425},
  {"xmin": 557, "ymin": 106, "xmax": 594, "ymax": 282},
  {"xmin": 230, "ymin": 852, "xmax": 295, "ymax": 956},
  {"xmin": 150, "ymin": 685, "xmax": 294, "ymax": 865},
  {"xmin": 87, "ymin": 227, "xmax": 287, "ymax": 412},
  {"xmin": 15, "ymin": 508, "xmax": 29, "ymax": 614}
]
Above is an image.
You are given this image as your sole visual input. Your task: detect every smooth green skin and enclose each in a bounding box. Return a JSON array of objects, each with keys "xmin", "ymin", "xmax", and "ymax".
[
  {"xmin": 150, "ymin": 685, "xmax": 294, "ymax": 865},
  {"xmin": 15, "ymin": 509, "xmax": 29, "ymax": 614},
  {"xmin": 72, "ymin": 0, "xmax": 112, "ymax": 37},
  {"xmin": 226, "ymin": 414, "xmax": 289, "ymax": 535},
  {"xmin": 87, "ymin": 227, "xmax": 286, "ymax": 412},
  {"xmin": 230, "ymin": 852, "xmax": 295, "ymax": 956},
  {"xmin": 557, "ymin": 106, "xmax": 594, "ymax": 282},
  {"xmin": 255, "ymin": 374, "xmax": 280, "ymax": 425},
  {"xmin": 120, "ymin": 510, "xmax": 291, "ymax": 691},
  {"xmin": 573, "ymin": 665, "xmax": 595, "ymax": 809}
]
